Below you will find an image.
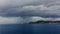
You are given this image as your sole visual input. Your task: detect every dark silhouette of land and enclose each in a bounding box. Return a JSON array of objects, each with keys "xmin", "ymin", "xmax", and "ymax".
[{"xmin": 29, "ymin": 20, "xmax": 60, "ymax": 24}]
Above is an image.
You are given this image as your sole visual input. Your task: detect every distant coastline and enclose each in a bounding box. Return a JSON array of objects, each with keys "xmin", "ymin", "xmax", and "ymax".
[{"xmin": 29, "ymin": 20, "xmax": 60, "ymax": 24}]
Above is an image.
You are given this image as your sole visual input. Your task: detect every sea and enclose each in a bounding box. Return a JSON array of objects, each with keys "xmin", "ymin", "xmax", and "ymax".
[{"xmin": 0, "ymin": 24, "xmax": 60, "ymax": 34}]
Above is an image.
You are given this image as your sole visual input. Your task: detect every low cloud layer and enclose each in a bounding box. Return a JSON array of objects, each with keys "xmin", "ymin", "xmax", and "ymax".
[
  {"xmin": 23, "ymin": 16, "xmax": 60, "ymax": 23},
  {"xmin": 0, "ymin": 17, "xmax": 23, "ymax": 24},
  {"xmin": 0, "ymin": 16, "xmax": 60, "ymax": 24}
]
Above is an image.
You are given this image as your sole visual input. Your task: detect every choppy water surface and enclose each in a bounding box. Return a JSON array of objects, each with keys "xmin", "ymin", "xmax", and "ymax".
[{"xmin": 0, "ymin": 24, "xmax": 60, "ymax": 34}]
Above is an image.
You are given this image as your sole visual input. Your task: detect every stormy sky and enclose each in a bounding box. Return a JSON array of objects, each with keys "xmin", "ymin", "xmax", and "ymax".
[{"xmin": 0, "ymin": 0, "xmax": 60, "ymax": 24}]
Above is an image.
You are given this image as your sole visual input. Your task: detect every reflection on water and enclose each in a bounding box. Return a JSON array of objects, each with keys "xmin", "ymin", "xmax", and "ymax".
[{"xmin": 0, "ymin": 24, "xmax": 60, "ymax": 34}]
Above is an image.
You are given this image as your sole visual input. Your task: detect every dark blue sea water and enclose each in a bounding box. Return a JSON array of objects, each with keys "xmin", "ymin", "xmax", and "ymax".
[{"xmin": 0, "ymin": 24, "xmax": 60, "ymax": 34}]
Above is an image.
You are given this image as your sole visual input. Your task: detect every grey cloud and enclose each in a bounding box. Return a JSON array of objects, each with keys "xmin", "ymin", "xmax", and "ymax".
[
  {"xmin": 0, "ymin": 0, "xmax": 60, "ymax": 24},
  {"xmin": 0, "ymin": 0, "xmax": 60, "ymax": 18}
]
